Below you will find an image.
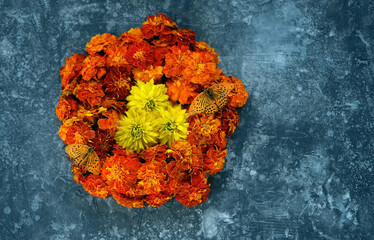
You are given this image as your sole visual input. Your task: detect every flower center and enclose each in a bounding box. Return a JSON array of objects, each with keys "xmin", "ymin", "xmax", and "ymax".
[
  {"xmin": 131, "ymin": 125, "xmax": 143, "ymax": 139},
  {"xmin": 165, "ymin": 121, "xmax": 176, "ymax": 132},
  {"xmin": 133, "ymin": 51, "xmax": 145, "ymax": 61},
  {"xmin": 117, "ymin": 77, "xmax": 130, "ymax": 89},
  {"xmin": 145, "ymin": 99, "xmax": 156, "ymax": 111}
]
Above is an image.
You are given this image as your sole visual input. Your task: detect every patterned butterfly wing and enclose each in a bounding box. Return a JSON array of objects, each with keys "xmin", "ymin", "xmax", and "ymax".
[
  {"xmin": 85, "ymin": 150, "xmax": 101, "ymax": 175},
  {"xmin": 189, "ymin": 92, "xmax": 207, "ymax": 116},
  {"xmin": 202, "ymin": 90, "xmax": 220, "ymax": 115},
  {"xmin": 209, "ymin": 83, "xmax": 235, "ymax": 109},
  {"xmin": 65, "ymin": 144, "xmax": 90, "ymax": 167}
]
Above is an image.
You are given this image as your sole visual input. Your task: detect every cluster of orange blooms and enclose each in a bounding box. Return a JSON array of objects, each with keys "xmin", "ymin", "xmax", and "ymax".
[{"xmin": 56, "ymin": 14, "xmax": 248, "ymax": 207}]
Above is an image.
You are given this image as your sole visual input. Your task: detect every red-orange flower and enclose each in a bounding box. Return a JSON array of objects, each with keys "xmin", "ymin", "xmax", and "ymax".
[
  {"xmin": 67, "ymin": 122, "xmax": 95, "ymax": 145},
  {"xmin": 165, "ymin": 76, "xmax": 199, "ymax": 104},
  {"xmin": 163, "ymin": 45, "xmax": 190, "ymax": 78},
  {"xmin": 125, "ymin": 42, "xmax": 154, "ymax": 69},
  {"xmin": 187, "ymin": 115, "xmax": 221, "ymax": 148},
  {"xmin": 136, "ymin": 160, "xmax": 168, "ymax": 196},
  {"xmin": 97, "ymin": 109, "xmax": 120, "ymax": 131},
  {"xmin": 92, "ymin": 129, "xmax": 115, "ymax": 156},
  {"xmin": 80, "ymin": 54, "xmax": 106, "ymax": 81},
  {"xmin": 75, "ymin": 81, "xmax": 105, "ymax": 107},
  {"xmin": 224, "ymin": 76, "xmax": 249, "ymax": 108},
  {"xmin": 145, "ymin": 193, "xmax": 172, "ymax": 207},
  {"xmin": 175, "ymin": 177, "xmax": 210, "ymax": 207},
  {"xmin": 56, "ymin": 95, "xmax": 78, "ymax": 121},
  {"xmin": 105, "ymin": 44, "xmax": 129, "ymax": 67},
  {"xmin": 80, "ymin": 174, "xmax": 109, "ymax": 199},
  {"xmin": 182, "ymin": 51, "xmax": 217, "ymax": 86},
  {"xmin": 103, "ymin": 67, "xmax": 133, "ymax": 100},
  {"xmin": 139, "ymin": 144, "xmax": 168, "ymax": 163},
  {"xmin": 101, "ymin": 97, "xmax": 127, "ymax": 114},
  {"xmin": 217, "ymin": 107, "xmax": 240, "ymax": 136},
  {"xmin": 101, "ymin": 150, "xmax": 142, "ymax": 195},
  {"xmin": 60, "ymin": 53, "xmax": 85, "ymax": 89},
  {"xmin": 172, "ymin": 28, "xmax": 196, "ymax": 47},
  {"xmin": 132, "ymin": 65, "xmax": 164, "ymax": 83},
  {"xmin": 167, "ymin": 141, "xmax": 204, "ymax": 172},
  {"xmin": 86, "ymin": 33, "xmax": 117, "ymax": 55},
  {"xmin": 141, "ymin": 13, "xmax": 177, "ymax": 39},
  {"xmin": 204, "ymin": 148, "xmax": 227, "ymax": 175},
  {"xmin": 72, "ymin": 165, "xmax": 85, "ymax": 183},
  {"xmin": 112, "ymin": 191, "xmax": 144, "ymax": 208},
  {"xmin": 118, "ymin": 27, "xmax": 144, "ymax": 44},
  {"xmin": 210, "ymin": 130, "xmax": 227, "ymax": 150}
]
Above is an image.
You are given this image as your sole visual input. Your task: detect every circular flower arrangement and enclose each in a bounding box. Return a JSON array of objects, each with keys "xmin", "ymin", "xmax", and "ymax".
[{"xmin": 56, "ymin": 14, "xmax": 248, "ymax": 208}]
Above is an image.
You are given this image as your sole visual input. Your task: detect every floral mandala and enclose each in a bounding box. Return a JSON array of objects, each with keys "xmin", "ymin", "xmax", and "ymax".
[{"xmin": 56, "ymin": 14, "xmax": 248, "ymax": 208}]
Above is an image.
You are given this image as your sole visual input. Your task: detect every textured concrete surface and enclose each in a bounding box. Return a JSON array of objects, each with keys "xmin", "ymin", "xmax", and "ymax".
[{"xmin": 1, "ymin": 0, "xmax": 374, "ymax": 239}]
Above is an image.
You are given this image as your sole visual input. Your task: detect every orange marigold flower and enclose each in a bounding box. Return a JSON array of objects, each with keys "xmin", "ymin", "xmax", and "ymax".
[
  {"xmin": 211, "ymin": 130, "xmax": 227, "ymax": 150},
  {"xmin": 136, "ymin": 160, "xmax": 168, "ymax": 196},
  {"xmin": 175, "ymin": 182, "xmax": 210, "ymax": 207},
  {"xmin": 172, "ymin": 28, "xmax": 196, "ymax": 47},
  {"xmin": 76, "ymin": 105, "xmax": 105, "ymax": 124},
  {"xmin": 145, "ymin": 193, "xmax": 172, "ymax": 207},
  {"xmin": 167, "ymin": 140, "xmax": 204, "ymax": 172},
  {"xmin": 75, "ymin": 81, "xmax": 105, "ymax": 107},
  {"xmin": 80, "ymin": 54, "xmax": 106, "ymax": 81},
  {"xmin": 182, "ymin": 51, "xmax": 217, "ymax": 86},
  {"xmin": 165, "ymin": 161, "xmax": 190, "ymax": 195},
  {"xmin": 103, "ymin": 67, "xmax": 133, "ymax": 101},
  {"xmin": 72, "ymin": 165, "xmax": 85, "ymax": 183},
  {"xmin": 165, "ymin": 76, "xmax": 199, "ymax": 104},
  {"xmin": 204, "ymin": 148, "xmax": 227, "ymax": 175},
  {"xmin": 101, "ymin": 97, "xmax": 127, "ymax": 114},
  {"xmin": 105, "ymin": 44, "xmax": 129, "ymax": 67},
  {"xmin": 101, "ymin": 150, "xmax": 142, "ymax": 195},
  {"xmin": 132, "ymin": 65, "xmax": 164, "ymax": 83},
  {"xmin": 111, "ymin": 191, "xmax": 144, "ymax": 208},
  {"xmin": 194, "ymin": 41, "xmax": 219, "ymax": 64},
  {"xmin": 92, "ymin": 129, "xmax": 115, "ymax": 156},
  {"xmin": 60, "ymin": 53, "xmax": 85, "ymax": 89},
  {"xmin": 97, "ymin": 109, "xmax": 120, "ymax": 131},
  {"xmin": 80, "ymin": 174, "xmax": 109, "ymax": 199},
  {"xmin": 153, "ymin": 47, "xmax": 170, "ymax": 66},
  {"xmin": 86, "ymin": 33, "xmax": 117, "ymax": 55},
  {"xmin": 59, "ymin": 118, "xmax": 77, "ymax": 142},
  {"xmin": 217, "ymin": 108, "xmax": 240, "ymax": 136},
  {"xmin": 187, "ymin": 115, "xmax": 221, "ymax": 148},
  {"xmin": 139, "ymin": 144, "xmax": 168, "ymax": 163},
  {"xmin": 56, "ymin": 95, "xmax": 78, "ymax": 121},
  {"xmin": 62, "ymin": 79, "xmax": 79, "ymax": 97},
  {"xmin": 223, "ymin": 76, "xmax": 249, "ymax": 108},
  {"xmin": 62, "ymin": 121, "xmax": 95, "ymax": 145},
  {"xmin": 125, "ymin": 42, "xmax": 154, "ymax": 69},
  {"xmin": 163, "ymin": 45, "xmax": 190, "ymax": 78},
  {"xmin": 118, "ymin": 27, "xmax": 144, "ymax": 44},
  {"xmin": 141, "ymin": 13, "xmax": 177, "ymax": 39}
]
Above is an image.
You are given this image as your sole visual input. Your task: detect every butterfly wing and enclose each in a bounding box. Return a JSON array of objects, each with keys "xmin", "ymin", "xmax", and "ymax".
[
  {"xmin": 65, "ymin": 144, "xmax": 90, "ymax": 167},
  {"xmin": 189, "ymin": 92, "xmax": 207, "ymax": 116},
  {"xmin": 203, "ymin": 93, "xmax": 220, "ymax": 115},
  {"xmin": 85, "ymin": 150, "xmax": 101, "ymax": 175},
  {"xmin": 209, "ymin": 83, "xmax": 235, "ymax": 109}
]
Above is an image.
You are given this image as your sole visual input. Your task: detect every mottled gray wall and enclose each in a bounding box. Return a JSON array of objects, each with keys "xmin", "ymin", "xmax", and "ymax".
[{"xmin": 1, "ymin": 0, "xmax": 373, "ymax": 239}]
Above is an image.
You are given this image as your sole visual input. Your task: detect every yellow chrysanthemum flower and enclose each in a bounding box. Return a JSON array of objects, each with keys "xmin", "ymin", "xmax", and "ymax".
[
  {"xmin": 115, "ymin": 108, "xmax": 159, "ymax": 153},
  {"xmin": 126, "ymin": 79, "xmax": 170, "ymax": 114},
  {"xmin": 158, "ymin": 105, "xmax": 189, "ymax": 147}
]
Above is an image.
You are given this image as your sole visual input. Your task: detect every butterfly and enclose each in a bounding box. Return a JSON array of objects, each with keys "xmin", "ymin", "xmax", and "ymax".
[
  {"xmin": 188, "ymin": 83, "xmax": 235, "ymax": 116},
  {"xmin": 65, "ymin": 144, "xmax": 101, "ymax": 175}
]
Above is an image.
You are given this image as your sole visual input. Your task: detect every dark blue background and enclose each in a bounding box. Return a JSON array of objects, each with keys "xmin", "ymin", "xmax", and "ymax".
[{"xmin": 1, "ymin": 0, "xmax": 373, "ymax": 239}]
